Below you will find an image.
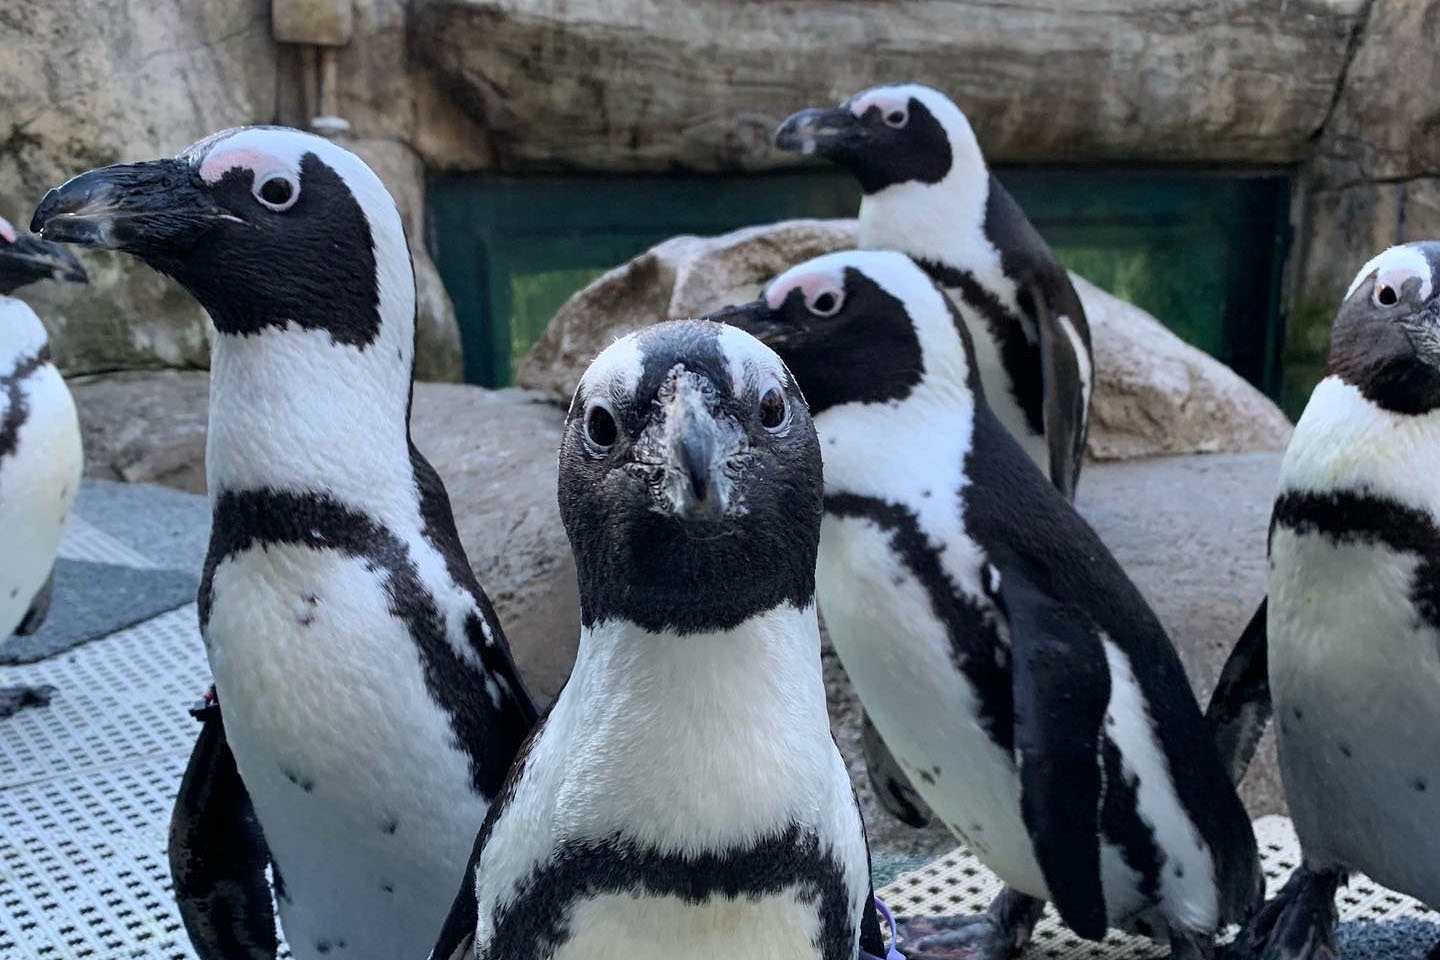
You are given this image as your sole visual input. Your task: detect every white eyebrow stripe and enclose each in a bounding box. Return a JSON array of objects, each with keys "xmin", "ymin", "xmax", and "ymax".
[{"xmin": 1346, "ymin": 245, "xmax": 1434, "ymax": 301}]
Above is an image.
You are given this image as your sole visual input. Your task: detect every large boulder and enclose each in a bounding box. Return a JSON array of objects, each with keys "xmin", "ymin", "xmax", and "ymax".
[
  {"xmin": 516, "ymin": 219, "xmax": 1293, "ymax": 460},
  {"xmin": 411, "ymin": 0, "xmax": 1363, "ymax": 172}
]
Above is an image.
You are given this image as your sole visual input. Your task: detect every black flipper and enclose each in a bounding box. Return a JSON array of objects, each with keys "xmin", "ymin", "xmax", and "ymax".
[
  {"xmin": 169, "ymin": 699, "xmax": 278, "ymax": 960},
  {"xmin": 1032, "ymin": 282, "xmax": 1086, "ymax": 502},
  {"xmin": 14, "ymin": 569, "xmax": 55, "ymax": 636},
  {"xmin": 1205, "ymin": 598, "xmax": 1271, "ymax": 786},
  {"xmin": 996, "ymin": 559, "xmax": 1111, "ymax": 942},
  {"xmin": 428, "ymin": 830, "xmax": 481, "ymax": 960},
  {"xmin": 861, "ymin": 710, "xmax": 934, "ymax": 828},
  {"xmin": 1240, "ymin": 863, "xmax": 1342, "ymax": 960}
]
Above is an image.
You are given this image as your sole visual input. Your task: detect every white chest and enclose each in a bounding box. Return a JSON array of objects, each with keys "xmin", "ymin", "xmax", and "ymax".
[
  {"xmin": 205, "ymin": 541, "xmax": 487, "ymax": 960},
  {"xmin": 553, "ymin": 890, "xmax": 826, "ymax": 960}
]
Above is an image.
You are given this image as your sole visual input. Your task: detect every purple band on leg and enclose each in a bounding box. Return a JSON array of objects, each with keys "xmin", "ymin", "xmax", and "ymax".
[{"xmin": 861, "ymin": 897, "xmax": 906, "ymax": 960}]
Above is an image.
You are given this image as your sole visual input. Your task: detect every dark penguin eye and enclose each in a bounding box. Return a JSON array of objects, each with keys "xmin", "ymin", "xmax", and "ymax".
[
  {"xmin": 759, "ymin": 385, "xmax": 788, "ymax": 432},
  {"xmin": 809, "ymin": 289, "xmax": 844, "ymax": 317},
  {"xmin": 253, "ymin": 173, "xmax": 300, "ymax": 212},
  {"xmin": 1375, "ymin": 283, "xmax": 1399, "ymax": 307},
  {"xmin": 585, "ymin": 402, "xmax": 618, "ymax": 448},
  {"xmin": 884, "ymin": 109, "xmax": 908, "ymax": 128}
]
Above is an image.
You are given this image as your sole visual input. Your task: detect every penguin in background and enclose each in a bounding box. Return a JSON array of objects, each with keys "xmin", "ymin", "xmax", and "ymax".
[
  {"xmin": 707, "ymin": 250, "xmax": 1260, "ymax": 960},
  {"xmin": 32, "ymin": 128, "xmax": 537, "ymax": 960},
  {"xmin": 0, "ymin": 214, "xmax": 87, "ymax": 718},
  {"xmin": 1237, "ymin": 242, "xmax": 1440, "ymax": 960},
  {"xmin": 775, "ymin": 82, "xmax": 1091, "ymax": 503},
  {"xmin": 428, "ymin": 320, "xmax": 897, "ymax": 960}
]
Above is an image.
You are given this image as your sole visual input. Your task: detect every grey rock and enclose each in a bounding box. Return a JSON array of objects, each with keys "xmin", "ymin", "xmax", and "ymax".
[
  {"xmin": 517, "ymin": 219, "xmax": 1293, "ymax": 461},
  {"xmin": 410, "ymin": 0, "xmax": 1364, "ymax": 172}
]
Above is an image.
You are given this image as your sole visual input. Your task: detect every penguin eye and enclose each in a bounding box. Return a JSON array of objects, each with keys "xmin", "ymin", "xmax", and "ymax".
[
  {"xmin": 808, "ymin": 289, "xmax": 844, "ymax": 317},
  {"xmin": 884, "ymin": 109, "xmax": 908, "ymax": 128},
  {"xmin": 584, "ymin": 402, "xmax": 618, "ymax": 449},
  {"xmin": 1375, "ymin": 283, "xmax": 1400, "ymax": 307},
  {"xmin": 253, "ymin": 173, "xmax": 300, "ymax": 212},
  {"xmin": 758, "ymin": 382, "xmax": 788, "ymax": 432}
]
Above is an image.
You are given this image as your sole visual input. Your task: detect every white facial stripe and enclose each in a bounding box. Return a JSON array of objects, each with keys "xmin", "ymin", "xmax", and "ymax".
[
  {"xmin": 1346, "ymin": 245, "xmax": 1434, "ymax": 302},
  {"xmin": 848, "ymin": 87, "xmax": 913, "ymax": 118},
  {"xmin": 715, "ymin": 323, "xmax": 789, "ymax": 396},
  {"xmin": 0, "ymin": 216, "xmax": 15, "ymax": 245},
  {"xmin": 578, "ymin": 332, "xmax": 646, "ymax": 403}
]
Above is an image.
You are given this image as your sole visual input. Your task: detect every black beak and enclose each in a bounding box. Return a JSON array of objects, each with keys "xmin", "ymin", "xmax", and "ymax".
[
  {"xmin": 0, "ymin": 234, "xmax": 88, "ymax": 290},
  {"xmin": 679, "ymin": 414, "xmax": 717, "ymax": 507},
  {"xmin": 656, "ymin": 370, "xmax": 740, "ymax": 521},
  {"xmin": 31, "ymin": 158, "xmax": 232, "ymax": 255},
  {"xmin": 774, "ymin": 106, "xmax": 864, "ymax": 156},
  {"xmin": 704, "ymin": 299, "xmax": 791, "ymax": 349}
]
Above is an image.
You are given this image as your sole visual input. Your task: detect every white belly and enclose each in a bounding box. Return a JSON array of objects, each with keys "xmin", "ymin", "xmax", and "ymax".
[
  {"xmin": 1270, "ymin": 529, "xmax": 1440, "ymax": 906},
  {"xmin": 553, "ymin": 890, "xmax": 825, "ymax": 960},
  {"xmin": 958, "ymin": 297, "xmax": 1048, "ymax": 475},
  {"xmin": 206, "ymin": 542, "xmax": 488, "ymax": 960},
  {"xmin": 0, "ymin": 365, "xmax": 80, "ymax": 636}
]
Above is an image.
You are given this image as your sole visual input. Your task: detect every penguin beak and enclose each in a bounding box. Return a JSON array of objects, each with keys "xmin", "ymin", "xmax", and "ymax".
[
  {"xmin": 31, "ymin": 158, "xmax": 236, "ymax": 255},
  {"xmin": 0, "ymin": 234, "xmax": 88, "ymax": 289},
  {"xmin": 652, "ymin": 370, "xmax": 742, "ymax": 522},
  {"xmin": 705, "ymin": 300, "xmax": 792, "ymax": 350},
  {"xmin": 774, "ymin": 106, "xmax": 865, "ymax": 158}
]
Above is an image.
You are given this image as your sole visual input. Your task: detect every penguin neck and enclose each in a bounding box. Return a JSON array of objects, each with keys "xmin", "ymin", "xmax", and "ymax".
[
  {"xmin": 206, "ymin": 315, "xmax": 418, "ymax": 526},
  {"xmin": 0, "ymin": 297, "xmax": 51, "ymax": 367},
  {"xmin": 858, "ymin": 146, "xmax": 992, "ymax": 270},
  {"xmin": 547, "ymin": 602, "xmax": 837, "ymax": 846}
]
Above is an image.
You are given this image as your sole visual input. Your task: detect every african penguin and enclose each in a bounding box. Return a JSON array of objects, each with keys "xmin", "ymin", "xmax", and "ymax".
[
  {"xmin": 1238, "ymin": 242, "xmax": 1440, "ymax": 960},
  {"xmin": 775, "ymin": 82, "xmax": 1091, "ymax": 502},
  {"xmin": 706, "ymin": 250, "xmax": 1260, "ymax": 960},
  {"xmin": 32, "ymin": 128, "xmax": 537, "ymax": 960},
  {"xmin": 428, "ymin": 320, "xmax": 894, "ymax": 960},
  {"xmin": 0, "ymin": 214, "xmax": 86, "ymax": 717}
]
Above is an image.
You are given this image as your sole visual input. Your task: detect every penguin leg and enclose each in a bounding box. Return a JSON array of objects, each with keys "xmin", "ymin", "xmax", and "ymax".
[
  {"xmin": 861, "ymin": 710, "xmax": 934, "ymax": 828},
  {"xmin": 898, "ymin": 887, "xmax": 1047, "ymax": 960},
  {"xmin": 1166, "ymin": 927, "xmax": 1215, "ymax": 960},
  {"xmin": 0, "ymin": 684, "xmax": 56, "ymax": 718},
  {"xmin": 169, "ymin": 692, "xmax": 279, "ymax": 960},
  {"xmin": 14, "ymin": 569, "xmax": 56, "ymax": 636},
  {"xmin": 1240, "ymin": 863, "xmax": 1341, "ymax": 960}
]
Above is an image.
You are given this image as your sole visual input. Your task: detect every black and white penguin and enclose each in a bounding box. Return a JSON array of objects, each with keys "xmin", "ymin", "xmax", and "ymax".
[
  {"xmin": 32, "ymin": 128, "xmax": 538, "ymax": 960},
  {"xmin": 428, "ymin": 320, "xmax": 894, "ymax": 960},
  {"xmin": 706, "ymin": 250, "xmax": 1260, "ymax": 960},
  {"xmin": 775, "ymin": 82, "xmax": 1091, "ymax": 502},
  {"xmin": 1238, "ymin": 242, "xmax": 1440, "ymax": 960},
  {"xmin": 0, "ymin": 214, "xmax": 86, "ymax": 717}
]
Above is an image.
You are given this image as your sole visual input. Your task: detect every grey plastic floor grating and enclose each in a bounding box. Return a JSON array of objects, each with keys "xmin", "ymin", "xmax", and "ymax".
[{"xmin": 0, "ymin": 504, "xmax": 1433, "ymax": 959}]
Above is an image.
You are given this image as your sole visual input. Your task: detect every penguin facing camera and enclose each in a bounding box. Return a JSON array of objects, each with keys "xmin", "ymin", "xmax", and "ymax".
[
  {"xmin": 707, "ymin": 250, "xmax": 1260, "ymax": 960},
  {"xmin": 0, "ymin": 214, "xmax": 87, "ymax": 718},
  {"xmin": 32, "ymin": 128, "xmax": 538, "ymax": 960},
  {"xmin": 428, "ymin": 320, "xmax": 898, "ymax": 960},
  {"xmin": 1238, "ymin": 242, "xmax": 1440, "ymax": 960}
]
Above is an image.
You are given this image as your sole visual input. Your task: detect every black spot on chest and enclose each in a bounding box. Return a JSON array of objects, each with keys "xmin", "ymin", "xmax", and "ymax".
[{"xmin": 0, "ymin": 346, "xmax": 50, "ymax": 460}]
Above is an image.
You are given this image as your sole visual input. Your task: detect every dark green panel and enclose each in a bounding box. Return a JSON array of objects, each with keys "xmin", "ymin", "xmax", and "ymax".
[{"xmin": 428, "ymin": 168, "xmax": 1292, "ymax": 413}]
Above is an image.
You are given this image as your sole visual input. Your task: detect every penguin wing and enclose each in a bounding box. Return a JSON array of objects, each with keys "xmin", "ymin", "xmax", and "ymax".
[
  {"xmin": 860, "ymin": 710, "xmax": 934, "ymax": 828},
  {"xmin": 1032, "ymin": 285, "xmax": 1087, "ymax": 501},
  {"xmin": 428, "ymin": 824, "xmax": 483, "ymax": 960},
  {"xmin": 1205, "ymin": 597, "xmax": 1271, "ymax": 786},
  {"xmin": 169, "ymin": 707, "xmax": 278, "ymax": 960},
  {"xmin": 996, "ymin": 558, "xmax": 1111, "ymax": 941},
  {"xmin": 14, "ymin": 569, "xmax": 55, "ymax": 636}
]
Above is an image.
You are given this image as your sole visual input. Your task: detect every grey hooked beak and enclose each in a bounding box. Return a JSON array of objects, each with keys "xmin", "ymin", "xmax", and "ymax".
[
  {"xmin": 704, "ymin": 299, "xmax": 791, "ymax": 349},
  {"xmin": 0, "ymin": 233, "xmax": 88, "ymax": 289},
  {"xmin": 658, "ymin": 371, "xmax": 740, "ymax": 521},
  {"xmin": 31, "ymin": 158, "xmax": 233, "ymax": 254},
  {"xmin": 774, "ymin": 106, "xmax": 862, "ymax": 156}
]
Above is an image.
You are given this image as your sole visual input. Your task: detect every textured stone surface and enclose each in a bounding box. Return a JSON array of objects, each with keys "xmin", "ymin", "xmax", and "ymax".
[
  {"xmin": 411, "ymin": 0, "xmax": 1364, "ymax": 171},
  {"xmin": 517, "ymin": 219, "xmax": 1293, "ymax": 460}
]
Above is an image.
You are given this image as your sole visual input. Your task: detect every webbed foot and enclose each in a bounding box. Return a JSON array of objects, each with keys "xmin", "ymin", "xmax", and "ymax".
[{"xmin": 899, "ymin": 887, "xmax": 1046, "ymax": 960}]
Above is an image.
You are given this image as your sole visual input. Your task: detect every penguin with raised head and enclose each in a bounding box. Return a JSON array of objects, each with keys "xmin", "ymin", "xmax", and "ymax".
[
  {"xmin": 428, "ymin": 320, "xmax": 897, "ymax": 960},
  {"xmin": 707, "ymin": 250, "xmax": 1260, "ymax": 960},
  {"xmin": 775, "ymin": 82, "xmax": 1091, "ymax": 502},
  {"xmin": 1238, "ymin": 242, "xmax": 1440, "ymax": 960},
  {"xmin": 32, "ymin": 128, "xmax": 538, "ymax": 960},
  {"xmin": 0, "ymin": 214, "xmax": 86, "ymax": 717}
]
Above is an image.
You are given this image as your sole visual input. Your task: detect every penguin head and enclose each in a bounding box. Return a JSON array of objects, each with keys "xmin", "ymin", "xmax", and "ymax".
[
  {"xmin": 704, "ymin": 249, "xmax": 978, "ymax": 416},
  {"xmin": 1330, "ymin": 242, "xmax": 1440, "ymax": 414},
  {"xmin": 30, "ymin": 127, "xmax": 409, "ymax": 348},
  {"xmin": 0, "ymin": 214, "xmax": 87, "ymax": 296},
  {"xmin": 774, "ymin": 83, "xmax": 983, "ymax": 195},
  {"xmin": 558, "ymin": 320, "xmax": 823, "ymax": 635}
]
